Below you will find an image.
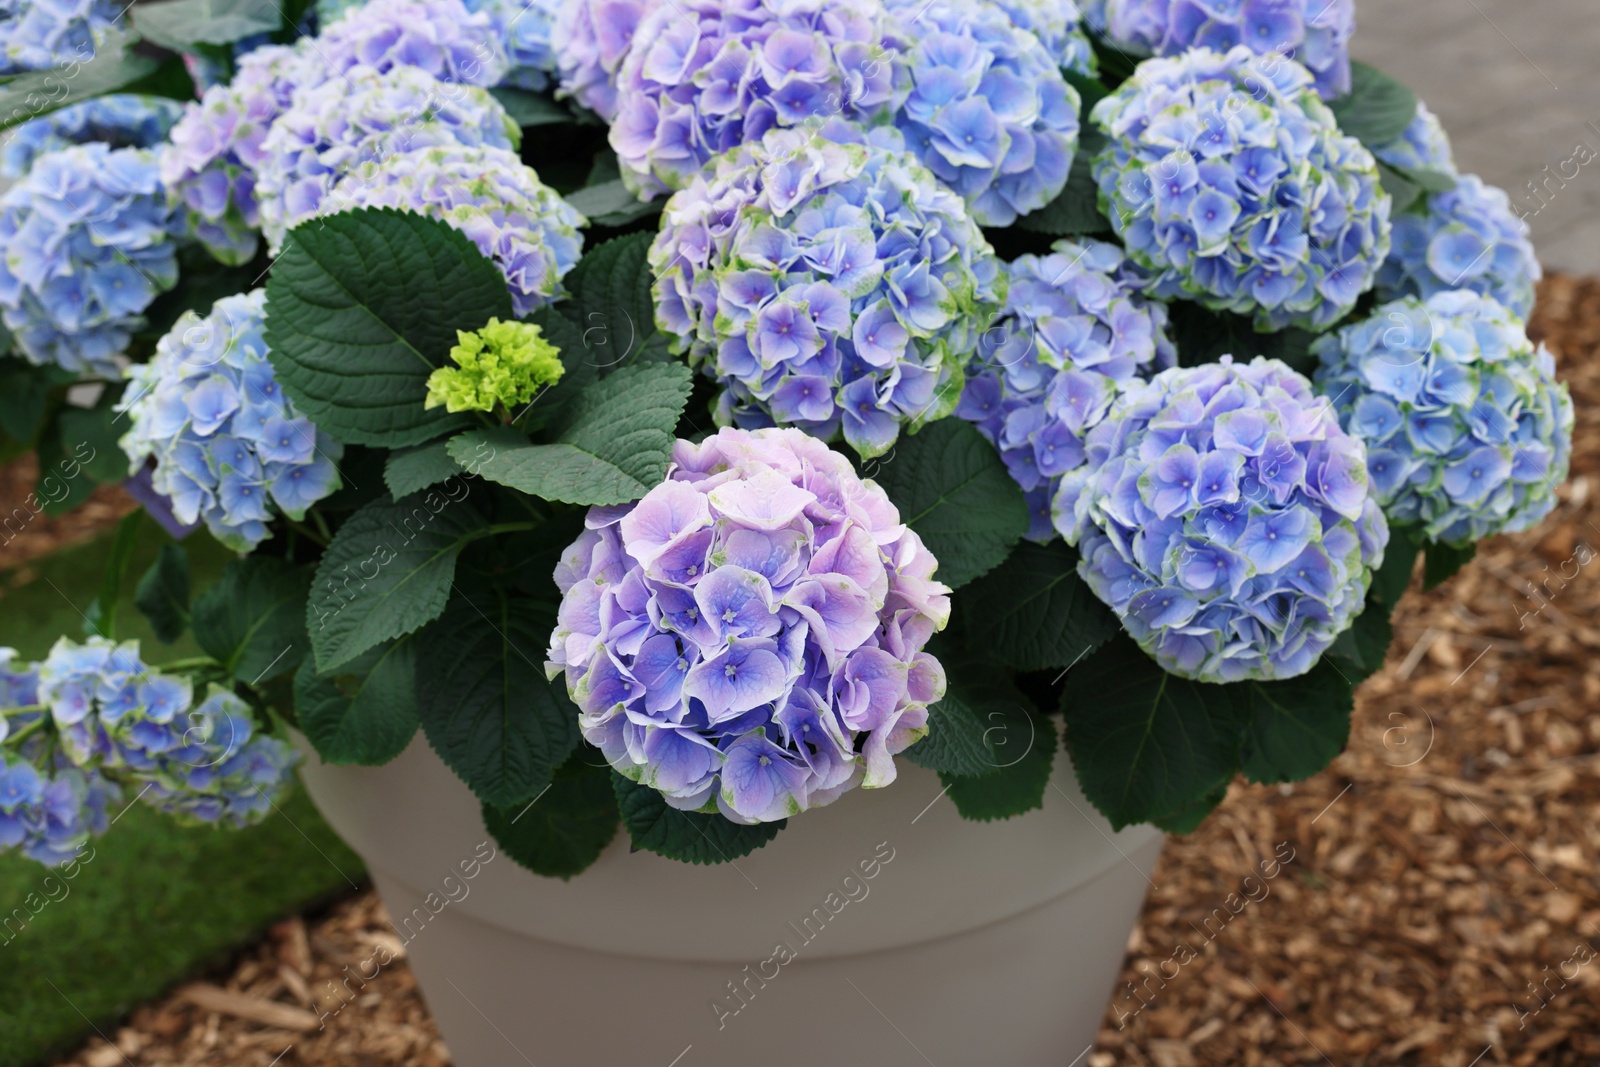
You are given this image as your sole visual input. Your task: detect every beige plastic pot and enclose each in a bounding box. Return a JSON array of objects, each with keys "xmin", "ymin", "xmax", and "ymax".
[{"xmin": 295, "ymin": 734, "xmax": 1163, "ymax": 1066}]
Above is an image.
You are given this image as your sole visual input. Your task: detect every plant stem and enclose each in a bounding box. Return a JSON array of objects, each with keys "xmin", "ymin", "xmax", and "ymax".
[
  {"xmin": 3, "ymin": 714, "xmax": 50, "ymax": 746},
  {"xmin": 309, "ymin": 507, "xmax": 333, "ymax": 543},
  {"xmin": 282, "ymin": 516, "xmax": 328, "ymax": 547},
  {"xmin": 154, "ymin": 656, "xmax": 224, "ymax": 674}
]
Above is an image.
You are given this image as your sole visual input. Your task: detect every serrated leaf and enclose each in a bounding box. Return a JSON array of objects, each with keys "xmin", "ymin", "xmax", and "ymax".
[
  {"xmin": 564, "ymin": 180, "xmax": 663, "ymax": 227},
  {"xmin": 612, "ymin": 774, "xmax": 784, "ymax": 864},
  {"xmin": 131, "ymin": 0, "xmax": 280, "ymax": 52},
  {"xmin": 482, "ymin": 755, "xmax": 619, "ymax": 879},
  {"xmin": 1151, "ymin": 783, "xmax": 1227, "ymax": 834},
  {"xmin": 1237, "ymin": 660, "xmax": 1353, "ymax": 784},
  {"xmin": 561, "ymin": 231, "xmax": 659, "ymax": 362},
  {"xmin": 941, "ymin": 704, "xmax": 1055, "ymax": 821},
  {"xmin": 870, "ymin": 419, "xmax": 1029, "ymax": 588},
  {"xmin": 264, "ymin": 209, "xmax": 511, "ymax": 447},
  {"xmin": 960, "ymin": 541, "xmax": 1120, "ymax": 670},
  {"xmin": 192, "ymin": 556, "xmax": 311, "ymax": 682},
  {"xmin": 900, "ymin": 641, "xmax": 1009, "ymax": 777},
  {"xmin": 295, "ymin": 638, "xmax": 419, "ymax": 765},
  {"xmin": 488, "ymin": 86, "xmax": 574, "ymax": 127},
  {"xmin": 307, "ymin": 492, "xmax": 488, "ymax": 671},
  {"xmin": 1422, "ymin": 539, "xmax": 1476, "ymax": 590},
  {"xmin": 384, "ymin": 440, "xmax": 464, "ymax": 499},
  {"xmin": 415, "ymin": 597, "xmax": 581, "ymax": 808},
  {"xmin": 1329, "ymin": 62, "xmax": 1418, "ymax": 146},
  {"xmin": 134, "ymin": 543, "xmax": 190, "ymax": 644},
  {"xmin": 449, "ymin": 362, "xmax": 691, "ymax": 505},
  {"xmin": 1325, "ymin": 603, "xmax": 1393, "ymax": 683},
  {"xmin": 0, "ymin": 34, "xmax": 160, "ymax": 132},
  {"xmin": 1060, "ymin": 634, "xmax": 1242, "ymax": 829}
]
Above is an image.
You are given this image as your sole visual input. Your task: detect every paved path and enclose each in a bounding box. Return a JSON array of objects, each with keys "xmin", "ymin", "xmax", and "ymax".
[{"xmin": 1353, "ymin": 0, "xmax": 1600, "ymax": 276}]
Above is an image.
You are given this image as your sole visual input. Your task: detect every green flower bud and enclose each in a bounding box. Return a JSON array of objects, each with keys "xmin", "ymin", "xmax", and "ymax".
[{"xmin": 425, "ymin": 318, "xmax": 564, "ymax": 414}]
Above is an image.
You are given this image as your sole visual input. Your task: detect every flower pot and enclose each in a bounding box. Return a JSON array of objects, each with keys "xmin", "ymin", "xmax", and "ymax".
[{"xmin": 294, "ymin": 734, "xmax": 1163, "ymax": 1066}]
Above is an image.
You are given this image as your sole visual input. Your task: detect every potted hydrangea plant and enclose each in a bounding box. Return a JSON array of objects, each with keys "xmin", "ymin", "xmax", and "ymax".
[{"xmin": 0, "ymin": 0, "xmax": 1572, "ymax": 1062}]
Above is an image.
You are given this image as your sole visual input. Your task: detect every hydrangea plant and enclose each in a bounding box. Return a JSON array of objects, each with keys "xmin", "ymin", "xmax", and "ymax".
[
  {"xmin": 958, "ymin": 239, "xmax": 1176, "ymax": 540},
  {"xmin": 1091, "ymin": 46, "xmax": 1390, "ymax": 331},
  {"xmin": 651, "ymin": 121, "xmax": 1003, "ymax": 458},
  {"xmin": 1312, "ymin": 290, "xmax": 1573, "ymax": 546},
  {"xmin": 547, "ymin": 426, "xmax": 951, "ymax": 823},
  {"xmin": 1055, "ymin": 357, "xmax": 1389, "ymax": 683},
  {"xmin": 118, "ymin": 290, "xmax": 344, "ymax": 551},
  {"xmin": 2, "ymin": 95, "xmax": 184, "ymax": 180}
]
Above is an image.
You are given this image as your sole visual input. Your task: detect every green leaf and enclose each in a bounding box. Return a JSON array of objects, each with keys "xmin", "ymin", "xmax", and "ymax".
[
  {"xmin": 0, "ymin": 34, "xmax": 159, "ymax": 132},
  {"xmin": 1328, "ymin": 61, "xmax": 1418, "ymax": 146},
  {"xmin": 134, "ymin": 543, "xmax": 191, "ymax": 644},
  {"xmin": 514, "ymin": 307, "xmax": 597, "ymax": 434},
  {"xmin": 1325, "ymin": 603, "xmax": 1393, "ymax": 683},
  {"xmin": 1151, "ymin": 783, "xmax": 1227, "ymax": 834},
  {"xmin": 562, "ymin": 233, "xmax": 659, "ymax": 359},
  {"xmin": 612, "ymin": 774, "xmax": 784, "ymax": 865},
  {"xmin": 306, "ymin": 491, "xmax": 488, "ymax": 671},
  {"xmin": 131, "ymin": 0, "xmax": 281, "ymax": 52},
  {"xmin": 192, "ymin": 557, "xmax": 311, "ymax": 682},
  {"xmin": 1368, "ymin": 527, "xmax": 1421, "ymax": 607},
  {"xmin": 1016, "ymin": 129, "xmax": 1110, "ymax": 236},
  {"xmin": 900, "ymin": 641, "xmax": 1009, "ymax": 777},
  {"xmin": 264, "ymin": 208, "xmax": 511, "ymax": 447},
  {"xmin": 384, "ymin": 440, "xmax": 464, "ymax": 499},
  {"xmin": 960, "ymin": 541, "xmax": 1120, "ymax": 670},
  {"xmin": 1376, "ymin": 162, "xmax": 1421, "ymax": 213},
  {"xmin": 449, "ymin": 361, "xmax": 692, "ymax": 505},
  {"xmin": 57, "ymin": 390, "xmax": 130, "ymax": 484},
  {"xmin": 1407, "ymin": 167, "xmax": 1457, "ymax": 194},
  {"xmin": 941, "ymin": 705, "xmax": 1056, "ymax": 821},
  {"xmin": 1422, "ymin": 539, "xmax": 1476, "ymax": 590},
  {"xmin": 870, "ymin": 419, "xmax": 1029, "ymax": 588},
  {"xmin": 489, "ymin": 87, "xmax": 574, "ymax": 128},
  {"xmin": 294, "ymin": 638, "xmax": 419, "ymax": 765},
  {"xmin": 415, "ymin": 597, "xmax": 582, "ymax": 808},
  {"xmin": 482, "ymin": 755, "xmax": 619, "ymax": 879},
  {"xmin": 565, "ymin": 180, "xmax": 664, "ymax": 227},
  {"xmin": 0, "ymin": 357, "xmax": 71, "ymax": 443},
  {"xmin": 85, "ymin": 511, "xmax": 143, "ymax": 639},
  {"xmin": 1237, "ymin": 660, "xmax": 1354, "ymax": 784},
  {"xmin": 1060, "ymin": 635, "xmax": 1242, "ymax": 830}
]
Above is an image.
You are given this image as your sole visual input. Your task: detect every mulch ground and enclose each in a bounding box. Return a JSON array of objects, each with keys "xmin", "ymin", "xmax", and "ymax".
[
  {"xmin": 46, "ymin": 276, "xmax": 1600, "ymax": 1067},
  {"xmin": 0, "ymin": 455, "xmax": 135, "ymax": 577}
]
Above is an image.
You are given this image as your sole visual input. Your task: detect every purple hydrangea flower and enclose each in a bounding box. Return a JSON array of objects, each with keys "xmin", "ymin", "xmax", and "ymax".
[
  {"xmin": 254, "ymin": 63, "xmax": 518, "ymax": 251},
  {"xmin": 134, "ymin": 689, "xmax": 301, "ymax": 829},
  {"xmin": 1055, "ymin": 357, "xmax": 1389, "ymax": 683},
  {"xmin": 2, "ymin": 94, "xmax": 184, "ymax": 180},
  {"xmin": 321, "ymin": 142, "xmax": 584, "ymax": 316},
  {"xmin": 462, "ymin": 0, "xmax": 562, "ymax": 90},
  {"xmin": 883, "ymin": 0, "xmax": 1081, "ymax": 226},
  {"xmin": 0, "ymin": 0, "xmax": 118, "ymax": 75},
  {"xmin": 551, "ymin": 0, "xmax": 658, "ymax": 121},
  {"xmin": 1368, "ymin": 101, "xmax": 1455, "ymax": 176},
  {"xmin": 118, "ymin": 290, "xmax": 343, "ymax": 551},
  {"xmin": 316, "ymin": 0, "xmax": 507, "ymax": 86},
  {"xmin": 0, "ymin": 144, "xmax": 182, "ymax": 376},
  {"xmin": 1312, "ymin": 290, "xmax": 1573, "ymax": 547},
  {"xmin": 958, "ymin": 239, "xmax": 1175, "ymax": 540},
  {"xmin": 1091, "ymin": 46, "xmax": 1390, "ymax": 332},
  {"xmin": 1376, "ymin": 173, "xmax": 1540, "ymax": 321},
  {"xmin": 610, "ymin": 0, "xmax": 909, "ymax": 197},
  {"xmin": 991, "ymin": 0, "xmax": 1097, "ymax": 77},
  {"xmin": 548, "ymin": 426, "xmax": 951, "ymax": 824},
  {"xmin": 1099, "ymin": 0, "xmax": 1355, "ymax": 98},
  {"xmin": 651, "ymin": 121, "xmax": 1003, "ymax": 458},
  {"xmin": 0, "ymin": 751, "xmax": 119, "ymax": 866}
]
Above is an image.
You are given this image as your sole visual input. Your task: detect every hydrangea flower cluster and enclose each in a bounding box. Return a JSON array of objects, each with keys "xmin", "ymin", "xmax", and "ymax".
[
  {"xmin": 256, "ymin": 64, "xmax": 518, "ymax": 251},
  {"xmin": 547, "ymin": 426, "xmax": 951, "ymax": 823},
  {"xmin": 1368, "ymin": 102, "xmax": 1455, "ymax": 175},
  {"xmin": 0, "ymin": 751, "xmax": 120, "ymax": 865},
  {"xmin": 322, "ymin": 143, "xmax": 582, "ymax": 315},
  {"xmin": 992, "ymin": 0, "xmax": 1097, "ymax": 77},
  {"xmin": 1091, "ymin": 46, "xmax": 1390, "ymax": 331},
  {"xmin": 957, "ymin": 240, "xmax": 1176, "ymax": 540},
  {"xmin": 135, "ymin": 689, "xmax": 301, "ymax": 828},
  {"xmin": 651, "ymin": 122, "xmax": 1003, "ymax": 458},
  {"xmin": 118, "ymin": 290, "xmax": 343, "ymax": 551},
  {"xmin": 2, "ymin": 95, "xmax": 184, "ymax": 180},
  {"xmin": 466, "ymin": 0, "xmax": 561, "ymax": 90},
  {"xmin": 1098, "ymin": 0, "xmax": 1355, "ymax": 98},
  {"xmin": 610, "ymin": 0, "xmax": 908, "ymax": 197},
  {"xmin": 1055, "ymin": 357, "xmax": 1389, "ymax": 683},
  {"xmin": 1376, "ymin": 174, "xmax": 1539, "ymax": 320},
  {"xmin": 426, "ymin": 317, "xmax": 565, "ymax": 413},
  {"xmin": 0, "ymin": 144, "xmax": 182, "ymax": 376},
  {"xmin": 0, "ymin": 0, "xmax": 118, "ymax": 74},
  {"xmin": 317, "ymin": 0, "xmax": 507, "ymax": 84},
  {"xmin": 551, "ymin": 0, "xmax": 657, "ymax": 121},
  {"xmin": 1312, "ymin": 291, "xmax": 1573, "ymax": 547},
  {"xmin": 882, "ymin": 0, "xmax": 1081, "ymax": 226}
]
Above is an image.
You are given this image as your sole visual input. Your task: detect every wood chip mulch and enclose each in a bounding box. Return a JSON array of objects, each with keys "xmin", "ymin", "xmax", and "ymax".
[
  {"xmin": 0, "ymin": 453, "xmax": 136, "ymax": 576},
  {"xmin": 51, "ymin": 276, "xmax": 1600, "ymax": 1067}
]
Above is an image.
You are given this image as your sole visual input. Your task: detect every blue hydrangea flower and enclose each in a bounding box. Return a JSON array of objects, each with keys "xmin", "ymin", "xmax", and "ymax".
[
  {"xmin": 0, "ymin": 751, "xmax": 119, "ymax": 865},
  {"xmin": 463, "ymin": 0, "xmax": 561, "ymax": 90},
  {"xmin": 118, "ymin": 289, "xmax": 343, "ymax": 551},
  {"xmin": 548, "ymin": 426, "xmax": 951, "ymax": 823},
  {"xmin": 1055, "ymin": 356, "xmax": 1389, "ymax": 683},
  {"xmin": 1368, "ymin": 101, "xmax": 1455, "ymax": 176},
  {"xmin": 1092, "ymin": 46, "xmax": 1390, "ymax": 332},
  {"xmin": 1099, "ymin": 0, "xmax": 1355, "ymax": 98},
  {"xmin": 134, "ymin": 689, "xmax": 300, "ymax": 829},
  {"xmin": 1376, "ymin": 174, "xmax": 1539, "ymax": 321},
  {"xmin": 610, "ymin": 0, "xmax": 909, "ymax": 197},
  {"xmin": 551, "ymin": 0, "xmax": 658, "ymax": 122},
  {"xmin": 37, "ymin": 636, "xmax": 183, "ymax": 767},
  {"xmin": 255, "ymin": 64, "xmax": 519, "ymax": 251},
  {"xmin": 0, "ymin": 144, "xmax": 182, "ymax": 376},
  {"xmin": 317, "ymin": 0, "xmax": 507, "ymax": 86},
  {"xmin": 2, "ymin": 94, "xmax": 184, "ymax": 180},
  {"xmin": 992, "ymin": 0, "xmax": 1097, "ymax": 77},
  {"xmin": 651, "ymin": 120, "xmax": 1004, "ymax": 458},
  {"xmin": 958, "ymin": 239, "xmax": 1175, "ymax": 540},
  {"xmin": 322, "ymin": 143, "xmax": 584, "ymax": 316},
  {"xmin": 883, "ymin": 0, "xmax": 1081, "ymax": 226},
  {"xmin": 0, "ymin": 0, "xmax": 118, "ymax": 74},
  {"xmin": 1312, "ymin": 290, "xmax": 1573, "ymax": 547}
]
